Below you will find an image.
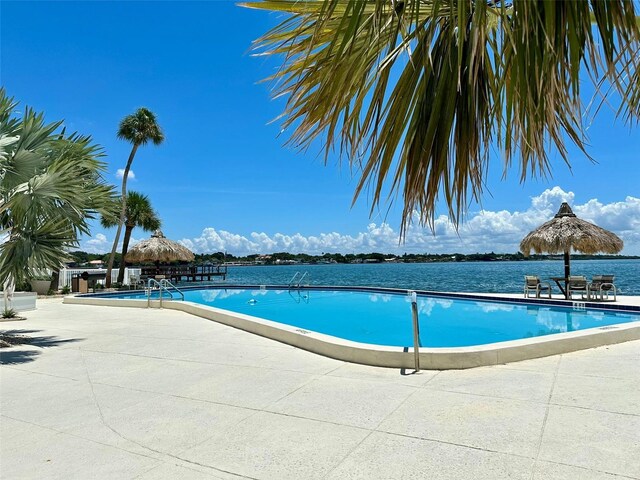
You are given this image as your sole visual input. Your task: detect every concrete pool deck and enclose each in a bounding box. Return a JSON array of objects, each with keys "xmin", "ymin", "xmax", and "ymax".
[
  {"xmin": 1, "ymin": 298, "xmax": 639, "ymax": 479},
  {"xmin": 468, "ymin": 291, "xmax": 640, "ymax": 307}
]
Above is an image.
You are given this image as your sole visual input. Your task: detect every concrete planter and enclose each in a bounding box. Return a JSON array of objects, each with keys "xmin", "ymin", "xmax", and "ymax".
[
  {"xmin": 1, "ymin": 292, "xmax": 37, "ymax": 312},
  {"xmin": 30, "ymin": 280, "xmax": 51, "ymax": 296}
]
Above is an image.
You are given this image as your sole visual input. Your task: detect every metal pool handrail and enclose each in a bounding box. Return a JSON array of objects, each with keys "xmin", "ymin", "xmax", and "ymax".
[
  {"xmin": 297, "ymin": 271, "xmax": 309, "ymax": 287},
  {"xmin": 146, "ymin": 278, "xmax": 184, "ymax": 308},
  {"xmin": 160, "ymin": 278, "xmax": 184, "ymax": 301},
  {"xmin": 288, "ymin": 271, "xmax": 310, "ymax": 289},
  {"xmin": 288, "ymin": 272, "xmax": 301, "ymax": 288},
  {"xmin": 147, "ymin": 279, "xmax": 168, "ymax": 308},
  {"xmin": 409, "ymin": 290, "xmax": 421, "ymax": 372}
]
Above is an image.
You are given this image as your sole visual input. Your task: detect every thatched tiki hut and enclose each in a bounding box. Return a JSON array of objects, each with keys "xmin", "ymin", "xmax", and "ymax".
[
  {"xmin": 520, "ymin": 203, "xmax": 623, "ymax": 297},
  {"xmin": 125, "ymin": 230, "xmax": 195, "ymax": 265}
]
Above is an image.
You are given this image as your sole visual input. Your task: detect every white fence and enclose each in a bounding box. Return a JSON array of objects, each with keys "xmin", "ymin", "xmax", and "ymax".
[
  {"xmin": 1, "ymin": 292, "xmax": 37, "ymax": 312},
  {"xmin": 58, "ymin": 268, "xmax": 142, "ymax": 288}
]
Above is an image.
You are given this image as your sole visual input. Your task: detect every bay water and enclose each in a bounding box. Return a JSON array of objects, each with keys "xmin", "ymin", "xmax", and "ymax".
[{"xmin": 221, "ymin": 259, "xmax": 640, "ymax": 296}]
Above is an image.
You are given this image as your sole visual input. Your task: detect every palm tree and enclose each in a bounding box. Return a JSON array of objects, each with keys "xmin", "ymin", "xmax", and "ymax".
[
  {"xmin": 0, "ymin": 89, "xmax": 115, "ymax": 298},
  {"xmin": 105, "ymin": 108, "xmax": 164, "ymax": 287},
  {"xmin": 243, "ymin": 0, "xmax": 640, "ymax": 234},
  {"xmin": 101, "ymin": 191, "xmax": 161, "ymax": 284}
]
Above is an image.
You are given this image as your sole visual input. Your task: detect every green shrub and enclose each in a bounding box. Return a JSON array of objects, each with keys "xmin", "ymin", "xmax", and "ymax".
[
  {"xmin": 30, "ymin": 274, "xmax": 53, "ymax": 281},
  {"xmin": 61, "ymin": 285, "xmax": 71, "ymax": 294},
  {"xmin": 2, "ymin": 308, "xmax": 18, "ymax": 319}
]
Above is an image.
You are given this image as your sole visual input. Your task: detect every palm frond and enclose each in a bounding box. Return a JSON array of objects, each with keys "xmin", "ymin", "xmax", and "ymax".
[
  {"xmin": 123, "ymin": 191, "xmax": 161, "ymax": 231},
  {"xmin": 245, "ymin": 0, "xmax": 640, "ymax": 233},
  {"xmin": 117, "ymin": 108, "xmax": 165, "ymax": 146},
  {"xmin": 101, "ymin": 191, "xmax": 161, "ymax": 231},
  {"xmin": 0, "ymin": 89, "xmax": 117, "ymax": 285}
]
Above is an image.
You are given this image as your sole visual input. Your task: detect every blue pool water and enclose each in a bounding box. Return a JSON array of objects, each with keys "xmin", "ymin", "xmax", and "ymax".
[{"xmin": 106, "ymin": 287, "xmax": 639, "ymax": 347}]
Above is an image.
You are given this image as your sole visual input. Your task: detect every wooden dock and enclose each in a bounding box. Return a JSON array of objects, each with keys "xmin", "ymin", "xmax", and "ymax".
[{"xmin": 140, "ymin": 264, "xmax": 227, "ymax": 283}]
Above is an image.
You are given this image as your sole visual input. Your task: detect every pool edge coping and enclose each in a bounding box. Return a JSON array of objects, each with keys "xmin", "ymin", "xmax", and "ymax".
[{"xmin": 63, "ymin": 288, "xmax": 640, "ymax": 370}]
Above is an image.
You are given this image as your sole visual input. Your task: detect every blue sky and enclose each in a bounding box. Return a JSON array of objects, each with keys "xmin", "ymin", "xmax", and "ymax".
[{"xmin": 2, "ymin": 1, "xmax": 639, "ymax": 254}]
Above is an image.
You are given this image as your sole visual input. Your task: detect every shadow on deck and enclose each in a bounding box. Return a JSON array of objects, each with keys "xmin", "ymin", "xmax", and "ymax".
[{"xmin": 0, "ymin": 329, "xmax": 83, "ymax": 365}]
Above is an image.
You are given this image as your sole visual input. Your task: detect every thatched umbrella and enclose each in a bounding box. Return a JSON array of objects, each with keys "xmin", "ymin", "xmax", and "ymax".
[
  {"xmin": 125, "ymin": 230, "xmax": 195, "ymax": 263},
  {"xmin": 520, "ymin": 202, "xmax": 623, "ymax": 298}
]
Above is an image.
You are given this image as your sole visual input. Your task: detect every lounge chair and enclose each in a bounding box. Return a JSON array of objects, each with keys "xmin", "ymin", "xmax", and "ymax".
[
  {"xmin": 128, "ymin": 275, "xmax": 143, "ymax": 290},
  {"xmin": 567, "ymin": 275, "xmax": 588, "ymax": 300},
  {"xmin": 588, "ymin": 275, "xmax": 617, "ymax": 301},
  {"xmin": 524, "ymin": 276, "xmax": 552, "ymax": 298}
]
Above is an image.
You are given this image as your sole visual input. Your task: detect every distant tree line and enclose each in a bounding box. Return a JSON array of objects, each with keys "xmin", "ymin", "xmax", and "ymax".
[
  {"xmin": 67, "ymin": 250, "xmax": 638, "ymax": 267},
  {"xmin": 194, "ymin": 251, "xmax": 639, "ymax": 265}
]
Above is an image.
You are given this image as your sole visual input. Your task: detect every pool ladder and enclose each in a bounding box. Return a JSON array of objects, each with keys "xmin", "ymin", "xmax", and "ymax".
[
  {"xmin": 288, "ymin": 271, "xmax": 310, "ymax": 289},
  {"xmin": 147, "ymin": 278, "xmax": 184, "ymax": 308},
  {"xmin": 288, "ymin": 289, "xmax": 310, "ymax": 304}
]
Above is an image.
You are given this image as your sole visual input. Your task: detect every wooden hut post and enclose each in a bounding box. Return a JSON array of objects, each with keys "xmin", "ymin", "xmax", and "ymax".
[{"xmin": 563, "ymin": 249, "xmax": 571, "ymax": 299}]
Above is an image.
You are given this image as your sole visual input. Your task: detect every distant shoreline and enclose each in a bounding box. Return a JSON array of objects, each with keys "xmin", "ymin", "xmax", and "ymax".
[
  {"xmin": 68, "ymin": 250, "xmax": 640, "ymax": 268},
  {"xmin": 219, "ymin": 255, "xmax": 640, "ymax": 267}
]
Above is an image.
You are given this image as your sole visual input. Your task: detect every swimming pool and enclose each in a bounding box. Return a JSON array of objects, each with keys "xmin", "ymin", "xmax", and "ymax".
[
  {"xmin": 104, "ymin": 287, "xmax": 640, "ymax": 348},
  {"xmin": 66, "ymin": 286, "xmax": 640, "ymax": 369}
]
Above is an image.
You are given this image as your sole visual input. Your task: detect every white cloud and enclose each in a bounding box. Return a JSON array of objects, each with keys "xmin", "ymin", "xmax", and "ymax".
[
  {"xmin": 79, "ymin": 234, "xmax": 142, "ymax": 254},
  {"xmin": 530, "ymin": 186, "xmax": 574, "ymax": 212},
  {"xmin": 116, "ymin": 168, "xmax": 135, "ymax": 180},
  {"xmin": 83, "ymin": 233, "xmax": 109, "ymax": 253},
  {"xmin": 180, "ymin": 187, "xmax": 640, "ymax": 256}
]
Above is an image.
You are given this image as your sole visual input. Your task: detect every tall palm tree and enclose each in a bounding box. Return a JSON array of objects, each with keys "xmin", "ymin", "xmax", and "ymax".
[
  {"xmin": 105, "ymin": 108, "xmax": 164, "ymax": 287},
  {"xmin": 101, "ymin": 191, "xmax": 161, "ymax": 284},
  {"xmin": 243, "ymin": 0, "xmax": 640, "ymax": 234},
  {"xmin": 0, "ymin": 89, "xmax": 115, "ymax": 296}
]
